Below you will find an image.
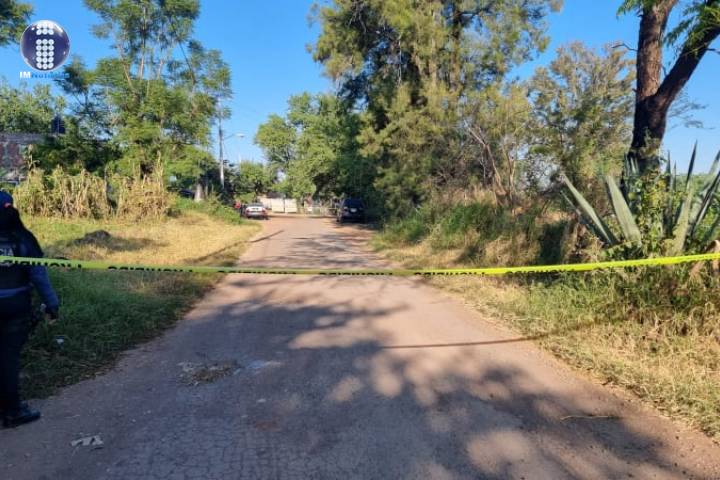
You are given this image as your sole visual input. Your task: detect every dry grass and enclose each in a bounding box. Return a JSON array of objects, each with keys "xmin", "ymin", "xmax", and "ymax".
[
  {"xmin": 374, "ymin": 240, "xmax": 465, "ymax": 269},
  {"xmin": 14, "ymin": 167, "xmax": 171, "ymax": 220},
  {"xmin": 28, "ymin": 210, "xmax": 256, "ymax": 267}
]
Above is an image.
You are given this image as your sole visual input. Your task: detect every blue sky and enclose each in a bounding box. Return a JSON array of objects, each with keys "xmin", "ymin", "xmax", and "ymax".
[{"xmin": 0, "ymin": 1, "xmax": 718, "ymax": 170}]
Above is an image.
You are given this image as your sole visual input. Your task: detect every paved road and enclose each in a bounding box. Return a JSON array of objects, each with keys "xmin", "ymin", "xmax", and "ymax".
[{"xmin": 2, "ymin": 217, "xmax": 720, "ymax": 479}]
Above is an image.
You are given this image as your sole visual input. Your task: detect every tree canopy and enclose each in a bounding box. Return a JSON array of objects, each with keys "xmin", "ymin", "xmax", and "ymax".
[
  {"xmin": 529, "ymin": 42, "xmax": 635, "ymax": 198},
  {"xmin": 255, "ymin": 92, "xmax": 363, "ymax": 201},
  {"xmin": 12, "ymin": 0, "xmax": 234, "ymax": 193},
  {"xmin": 0, "ymin": 80, "xmax": 63, "ymax": 133},
  {"xmin": 0, "ymin": 0, "xmax": 31, "ymax": 46}
]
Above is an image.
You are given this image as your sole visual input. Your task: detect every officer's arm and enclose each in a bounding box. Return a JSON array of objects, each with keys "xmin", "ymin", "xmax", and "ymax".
[
  {"xmin": 29, "ymin": 265, "xmax": 59, "ymax": 312},
  {"xmin": 21, "ymin": 231, "xmax": 60, "ymax": 313}
]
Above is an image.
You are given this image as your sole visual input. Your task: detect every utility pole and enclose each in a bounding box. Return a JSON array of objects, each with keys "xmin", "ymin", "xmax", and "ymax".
[{"xmin": 218, "ymin": 115, "xmax": 225, "ymax": 191}]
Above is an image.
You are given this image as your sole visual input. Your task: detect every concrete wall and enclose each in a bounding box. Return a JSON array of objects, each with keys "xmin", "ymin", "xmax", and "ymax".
[
  {"xmin": 283, "ymin": 199, "xmax": 298, "ymax": 213},
  {"xmin": 268, "ymin": 198, "xmax": 300, "ymax": 213}
]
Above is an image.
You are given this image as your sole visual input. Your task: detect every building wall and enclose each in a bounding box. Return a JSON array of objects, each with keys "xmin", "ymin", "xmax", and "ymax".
[{"xmin": 0, "ymin": 133, "xmax": 44, "ymax": 183}]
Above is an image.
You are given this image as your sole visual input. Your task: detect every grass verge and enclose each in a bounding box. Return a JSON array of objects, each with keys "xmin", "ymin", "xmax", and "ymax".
[
  {"xmin": 21, "ymin": 202, "xmax": 260, "ymax": 398},
  {"xmin": 374, "ymin": 227, "xmax": 720, "ymax": 440}
]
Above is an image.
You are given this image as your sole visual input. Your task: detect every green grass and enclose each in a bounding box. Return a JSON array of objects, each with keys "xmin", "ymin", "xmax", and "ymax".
[
  {"xmin": 512, "ymin": 270, "xmax": 720, "ymax": 438},
  {"xmin": 24, "ymin": 270, "xmax": 217, "ymax": 397},
  {"xmin": 374, "ymin": 199, "xmax": 569, "ymax": 268},
  {"xmin": 21, "ymin": 203, "xmax": 259, "ymax": 398},
  {"xmin": 172, "ymin": 196, "xmax": 246, "ymax": 225}
]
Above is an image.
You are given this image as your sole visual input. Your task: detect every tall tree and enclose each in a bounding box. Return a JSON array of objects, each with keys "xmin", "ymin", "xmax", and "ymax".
[
  {"xmin": 33, "ymin": 57, "xmax": 123, "ymax": 173},
  {"xmin": 313, "ymin": 0, "xmax": 560, "ymax": 114},
  {"xmin": 82, "ymin": 0, "xmax": 230, "ymax": 184},
  {"xmin": 232, "ymin": 160, "xmax": 275, "ymax": 200},
  {"xmin": 462, "ymin": 82, "xmax": 535, "ymax": 207},
  {"xmin": 312, "ymin": 0, "xmax": 561, "ymax": 214},
  {"xmin": 620, "ymin": 0, "xmax": 720, "ymax": 172},
  {"xmin": 529, "ymin": 42, "xmax": 634, "ymax": 200},
  {"xmin": 255, "ymin": 92, "xmax": 362, "ymax": 200},
  {"xmin": 254, "ymin": 114, "xmax": 297, "ymax": 173}
]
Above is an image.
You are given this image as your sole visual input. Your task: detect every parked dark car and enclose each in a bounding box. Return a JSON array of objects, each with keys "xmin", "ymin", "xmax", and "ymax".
[
  {"xmin": 336, "ymin": 198, "xmax": 366, "ymax": 223},
  {"xmin": 244, "ymin": 202, "xmax": 269, "ymax": 220},
  {"xmin": 178, "ymin": 189, "xmax": 195, "ymax": 199}
]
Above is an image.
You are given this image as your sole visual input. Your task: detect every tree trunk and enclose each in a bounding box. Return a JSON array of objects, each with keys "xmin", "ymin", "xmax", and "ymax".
[
  {"xmin": 630, "ymin": 0, "xmax": 720, "ymax": 173},
  {"xmin": 630, "ymin": 94, "xmax": 670, "ymax": 171},
  {"xmin": 629, "ymin": 0, "xmax": 677, "ymax": 172},
  {"xmin": 447, "ymin": 1, "xmax": 464, "ymax": 92}
]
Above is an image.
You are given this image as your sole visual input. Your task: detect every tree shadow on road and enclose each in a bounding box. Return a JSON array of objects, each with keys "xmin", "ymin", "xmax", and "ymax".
[
  {"xmin": 238, "ymin": 235, "xmax": 386, "ymax": 270},
  {"xmin": 4, "ymin": 271, "xmax": 713, "ymax": 480},
  {"xmin": 168, "ymin": 274, "xmax": 707, "ymax": 480}
]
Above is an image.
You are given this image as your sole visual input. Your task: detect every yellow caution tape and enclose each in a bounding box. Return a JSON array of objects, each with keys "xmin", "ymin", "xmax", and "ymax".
[{"xmin": 2, "ymin": 253, "xmax": 720, "ymax": 276}]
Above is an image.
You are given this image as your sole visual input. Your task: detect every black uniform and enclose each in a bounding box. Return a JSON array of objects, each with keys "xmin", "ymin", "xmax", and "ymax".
[{"xmin": 0, "ymin": 207, "xmax": 59, "ymax": 426}]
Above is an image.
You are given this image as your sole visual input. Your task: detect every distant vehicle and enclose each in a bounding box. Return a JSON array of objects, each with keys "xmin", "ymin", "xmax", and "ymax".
[
  {"xmin": 336, "ymin": 198, "xmax": 366, "ymax": 223},
  {"xmin": 178, "ymin": 189, "xmax": 195, "ymax": 199},
  {"xmin": 244, "ymin": 203, "xmax": 269, "ymax": 220}
]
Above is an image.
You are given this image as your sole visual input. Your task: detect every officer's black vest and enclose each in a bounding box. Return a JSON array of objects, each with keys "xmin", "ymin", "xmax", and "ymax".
[{"xmin": 0, "ymin": 232, "xmax": 30, "ymax": 290}]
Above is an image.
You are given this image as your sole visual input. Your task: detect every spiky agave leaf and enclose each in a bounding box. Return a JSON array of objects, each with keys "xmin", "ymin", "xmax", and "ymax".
[
  {"xmin": 671, "ymin": 184, "xmax": 696, "ymax": 255},
  {"xmin": 689, "ymin": 156, "xmax": 720, "ymax": 239},
  {"xmin": 698, "ymin": 152, "xmax": 720, "ymax": 245},
  {"xmin": 705, "ymin": 149, "xmax": 720, "ymax": 182},
  {"xmin": 664, "ymin": 158, "xmax": 676, "ymax": 236},
  {"xmin": 701, "ymin": 211, "xmax": 720, "ymax": 246},
  {"xmin": 624, "ymin": 154, "xmax": 639, "ymax": 178},
  {"xmin": 685, "ymin": 142, "xmax": 697, "ymax": 192},
  {"xmin": 605, "ymin": 175, "xmax": 642, "ymax": 244},
  {"xmin": 561, "ymin": 192, "xmax": 600, "ymax": 240},
  {"xmin": 563, "ymin": 177, "xmax": 617, "ymax": 246},
  {"xmin": 622, "ymin": 154, "xmax": 639, "ymax": 200},
  {"xmin": 692, "ymin": 150, "xmax": 720, "ymax": 209}
]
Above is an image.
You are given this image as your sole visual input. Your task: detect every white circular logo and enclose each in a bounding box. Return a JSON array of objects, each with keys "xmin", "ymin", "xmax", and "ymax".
[{"xmin": 20, "ymin": 20, "xmax": 70, "ymax": 72}]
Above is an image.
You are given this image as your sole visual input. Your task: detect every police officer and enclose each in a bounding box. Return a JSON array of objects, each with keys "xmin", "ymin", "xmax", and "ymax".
[{"xmin": 0, "ymin": 191, "xmax": 59, "ymax": 428}]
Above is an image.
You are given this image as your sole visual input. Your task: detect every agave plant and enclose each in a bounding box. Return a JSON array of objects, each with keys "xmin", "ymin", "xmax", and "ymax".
[{"xmin": 564, "ymin": 144, "xmax": 720, "ymax": 255}]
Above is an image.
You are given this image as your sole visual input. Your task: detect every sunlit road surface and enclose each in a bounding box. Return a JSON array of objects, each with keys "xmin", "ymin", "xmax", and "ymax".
[{"xmin": 2, "ymin": 216, "xmax": 719, "ymax": 479}]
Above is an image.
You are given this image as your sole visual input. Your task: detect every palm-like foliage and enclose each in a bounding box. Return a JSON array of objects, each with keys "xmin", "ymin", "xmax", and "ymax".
[{"xmin": 564, "ymin": 145, "xmax": 720, "ymax": 255}]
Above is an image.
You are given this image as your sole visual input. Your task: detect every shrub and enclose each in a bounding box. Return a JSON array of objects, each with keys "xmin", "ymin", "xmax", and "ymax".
[
  {"xmin": 431, "ymin": 202, "xmax": 512, "ymax": 249},
  {"xmin": 564, "ymin": 148, "xmax": 720, "ymax": 258},
  {"xmin": 376, "ymin": 195, "xmax": 573, "ymax": 268},
  {"xmin": 109, "ymin": 169, "xmax": 171, "ymax": 220},
  {"xmin": 380, "ymin": 211, "xmax": 430, "ymax": 245},
  {"xmin": 14, "ymin": 168, "xmax": 111, "ymax": 218},
  {"xmin": 172, "ymin": 196, "xmax": 247, "ymax": 225}
]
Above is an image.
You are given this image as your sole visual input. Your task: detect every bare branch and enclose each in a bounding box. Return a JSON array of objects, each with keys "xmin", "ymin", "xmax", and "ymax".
[{"xmin": 612, "ymin": 42, "xmax": 637, "ymax": 52}]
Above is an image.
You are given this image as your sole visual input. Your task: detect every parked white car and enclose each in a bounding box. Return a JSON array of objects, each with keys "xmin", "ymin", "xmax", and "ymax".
[{"xmin": 244, "ymin": 203, "xmax": 269, "ymax": 220}]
